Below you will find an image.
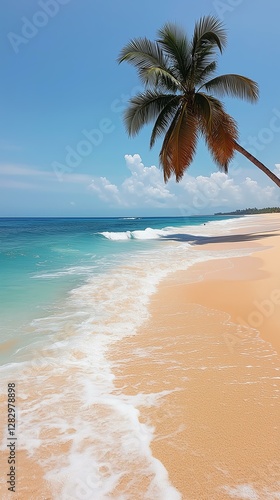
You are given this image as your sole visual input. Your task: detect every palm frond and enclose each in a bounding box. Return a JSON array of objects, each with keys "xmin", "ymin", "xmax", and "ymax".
[
  {"xmin": 150, "ymin": 96, "xmax": 181, "ymax": 147},
  {"xmin": 157, "ymin": 23, "xmax": 192, "ymax": 82},
  {"xmin": 117, "ymin": 37, "xmax": 165, "ymax": 68},
  {"xmin": 138, "ymin": 66, "xmax": 182, "ymax": 92},
  {"xmin": 190, "ymin": 16, "xmax": 227, "ymax": 86},
  {"xmin": 192, "ymin": 16, "xmax": 227, "ymax": 56},
  {"xmin": 117, "ymin": 17, "xmax": 271, "ymax": 185},
  {"xmin": 194, "ymin": 92, "xmax": 213, "ymax": 127},
  {"xmin": 199, "ymin": 96, "xmax": 238, "ymax": 171},
  {"xmin": 117, "ymin": 37, "xmax": 180, "ymax": 90},
  {"xmin": 160, "ymin": 104, "xmax": 199, "ymax": 181},
  {"xmin": 195, "ymin": 61, "xmax": 217, "ymax": 87},
  {"xmin": 124, "ymin": 91, "xmax": 178, "ymax": 136},
  {"xmin": 202, "ymin": 74, "xmax": 259, "ymax": 102}
]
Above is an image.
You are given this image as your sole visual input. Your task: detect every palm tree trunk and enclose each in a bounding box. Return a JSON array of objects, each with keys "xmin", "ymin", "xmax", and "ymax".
[{"xmin": 234, "ymin": 141, "xmax": 280, "ymax": 188}]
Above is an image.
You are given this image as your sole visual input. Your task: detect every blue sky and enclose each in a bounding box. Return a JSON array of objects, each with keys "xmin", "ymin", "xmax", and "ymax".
[{"xmin": 1, "ymin": 0, "xmax": 280, "ymax": 216}]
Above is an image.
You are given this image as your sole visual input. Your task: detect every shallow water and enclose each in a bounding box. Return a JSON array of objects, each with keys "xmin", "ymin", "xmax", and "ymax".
[{"xmin": 1, "ymin": 214, "xmax": 277, "ymax": 499}]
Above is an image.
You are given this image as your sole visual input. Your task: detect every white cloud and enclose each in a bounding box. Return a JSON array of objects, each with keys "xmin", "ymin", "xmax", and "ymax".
[
  {"xmin": 89, "ymin": 154, "xmax": 175, "ymax": 208},
  {"xmin": 180, "ymin": 172, "xmax": 242, "ymax": 205},
  {"xmin": 124, "ymin": 154, "xmax": 174, "ymax": 203},
  {"xmin": 88, "ymin": 154, "xmax": 280, "ymax": 214},
  {"xmin": 89, "ymin": 177, "xmax": 123, "ymax": 205},
  {"xmin": 1, "ymin": 157, "xmax": 279, "ymax": 213}
]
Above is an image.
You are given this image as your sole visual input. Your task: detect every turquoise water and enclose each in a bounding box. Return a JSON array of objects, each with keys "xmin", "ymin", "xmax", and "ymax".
[
  {"xmin": 3, "ymin": 214, "xmax": 278, "ymax": 499},
  {"xmin": 0, "ymin": 215, "xmax": 234, "ymax": 345}
]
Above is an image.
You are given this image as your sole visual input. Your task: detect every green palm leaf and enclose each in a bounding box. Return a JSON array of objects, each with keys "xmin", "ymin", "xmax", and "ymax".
[
  {"xmin": 192, "ymin": 15, "xmax": 227, "ymax": 55},
  {"xmin": 157, "ymin": 23, "xmax": 192, "ymax": 82},
  {"xmin": 191, "ymin": 16, "xmax": 227, "ymax": 85},
  {"xmin": 117, "ymin": 16, "xmax": 280, "ymax": 188},
  {"xmin": 124, "ymin": 91, "xmax": 178, "ymax": 136},
  {"xmin": 150, "ymin": 95, "xmax": 181, "ymax": 147},
  {"xmin": 138, "ymin": 66, "xmax": 182, "ymax": 91},
  {"xmin": 117, "ymin": 37, "xmax": 166, "ymax": 68},
  {"xmin": 117, "ymin": 37, "xmax": 180, "ymax": 90},
  {"xmin": 195, "ymin": 61, "xmax": 217, "ymax": 86},
  {"xmin": 202, "ymin": 74, "xmax": 259, "ymax": 102}
]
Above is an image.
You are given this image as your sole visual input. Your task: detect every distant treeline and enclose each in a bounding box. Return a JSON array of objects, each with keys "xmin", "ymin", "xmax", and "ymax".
[{"xmin": 215, "ymin": 207, "xmax": 280, "ymax": 215}]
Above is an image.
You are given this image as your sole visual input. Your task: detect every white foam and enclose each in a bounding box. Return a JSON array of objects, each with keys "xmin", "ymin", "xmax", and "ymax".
[
  {"xmin": 223, "ymin": 483, "xmax": 280, "ymax": 499},
  {"xmin": 44, "ymin": 395, "xmax": 182, "ymax": 500},
  {"xmin": 99, "ymin": 216, "xmax": 256, "ymax": 242},
  {"xmin": 1, "ymin": 215, "xmax": 276, "ymax": 498},
  {"xmin": 223, "ymin": 484, "xmax": 259, "ymax": 499},
  {"xmin": 100, "ymin": 230, "xmax": 132, "ymax": 240},
  {"xmin": 100, "ymin": 226, "xmax": 174, "ymax": 240},
  {"xmin": 31, "ymin": 265, "xmax": 98, "ymax": 279}
]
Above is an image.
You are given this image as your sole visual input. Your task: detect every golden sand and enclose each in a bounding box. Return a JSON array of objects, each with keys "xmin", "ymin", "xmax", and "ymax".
[
  {"xmin": 1, "ymin": 214, "xmax": 279, "ymax": 499},
  {"xmin": 109, "ymin": 214, "xmax": 280, "ymax": 499}
]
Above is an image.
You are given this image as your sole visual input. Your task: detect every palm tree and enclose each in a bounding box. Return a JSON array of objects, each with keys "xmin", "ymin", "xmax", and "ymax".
[{"xmin": 118, "ymin": 16, "xmax": 280, "ymax": 187}]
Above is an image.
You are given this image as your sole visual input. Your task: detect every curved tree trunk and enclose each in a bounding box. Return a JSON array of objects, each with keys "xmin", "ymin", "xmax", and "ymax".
[{"xmin": 234, "ymin": 141, "xmax": 280, "ymax": 188}]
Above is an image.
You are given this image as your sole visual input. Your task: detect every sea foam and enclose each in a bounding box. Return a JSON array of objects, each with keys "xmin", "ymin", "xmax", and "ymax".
[
  {"xmin": 0, "ymin": 216, "xmax": 267, "ymax": 498},
  {"xmin": 100, "ymin": 226, "xmax": 173, "ymax": 240}
]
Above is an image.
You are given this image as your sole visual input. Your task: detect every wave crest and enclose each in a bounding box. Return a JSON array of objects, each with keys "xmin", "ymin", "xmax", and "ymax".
[{"xmin": 100, "ymin": 227, "xmax": 171, "ymax": 241}]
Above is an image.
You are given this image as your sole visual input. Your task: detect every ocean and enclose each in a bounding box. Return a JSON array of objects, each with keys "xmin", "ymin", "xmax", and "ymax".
[
  {"xmin": 0, "ymin": 214, "xmax": 263, "ymax": 499},
  {"xmin": 0, "ymin": 215, "xmax": 237, "ymax": 359}
]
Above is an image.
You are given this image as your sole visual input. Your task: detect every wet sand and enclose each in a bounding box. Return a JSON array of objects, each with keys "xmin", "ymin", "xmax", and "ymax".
[
  {"xmin": 109, "ymin": 214, "xmax": 280, "ymax": 499},
  {"xmin": 1, "ymin": 214, "xmax": 279, "ymax": 499}
]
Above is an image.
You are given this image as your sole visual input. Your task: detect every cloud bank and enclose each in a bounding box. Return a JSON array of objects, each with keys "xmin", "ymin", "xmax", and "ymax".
[
  {"xmin": 1, "ymin": 155, "xmax": 279, "ymax": 215},
  {"xmin": 89, "ymin": 154, "xmax": 280, "ymax": 214}
]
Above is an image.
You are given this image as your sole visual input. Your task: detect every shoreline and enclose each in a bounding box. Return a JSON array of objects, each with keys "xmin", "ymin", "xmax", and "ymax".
[
  {"xmin": 109, "ymin": 213, "xmax": 280, "ymax": 499},
  {"xmin": 0, "ymin": 213, "xmax": 279, "ymax": 499}
]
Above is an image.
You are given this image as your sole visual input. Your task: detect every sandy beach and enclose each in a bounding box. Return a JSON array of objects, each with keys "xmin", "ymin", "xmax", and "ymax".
[
  {"xmin": 0, "ymin": 214, "xmax": 280, "ymax": 499},
  {"xmin": 3, "ymin": 0, "xmax": 280, "ymax": 496},
  {"xmin": 109, "ymin": 214, "xmax": 280, "ymax": 499}
]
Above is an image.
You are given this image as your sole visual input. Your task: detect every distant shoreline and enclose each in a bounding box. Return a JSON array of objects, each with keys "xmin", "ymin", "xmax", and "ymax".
[{"xmin": 215, "ymin": 207, "xmax": 280, "ymax": 215}]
